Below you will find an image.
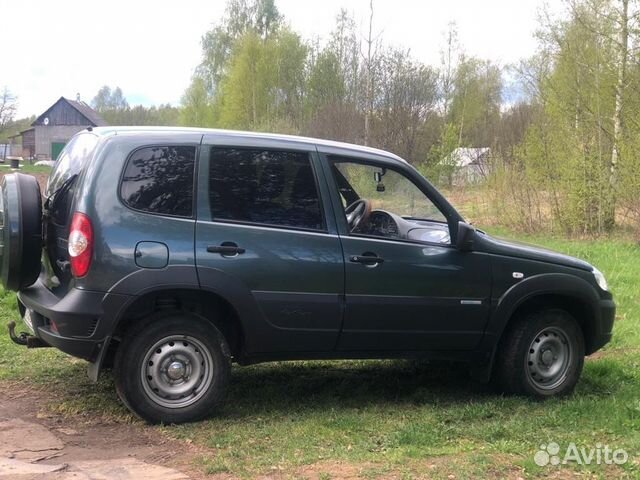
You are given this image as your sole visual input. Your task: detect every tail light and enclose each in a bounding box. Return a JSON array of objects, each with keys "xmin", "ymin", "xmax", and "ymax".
[{"xmin": 68, "ymin": 212, "xmax": 93, "ymax": 277}]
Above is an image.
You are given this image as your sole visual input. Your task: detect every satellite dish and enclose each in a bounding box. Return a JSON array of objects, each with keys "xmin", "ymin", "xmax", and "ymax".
[{"xmin": 43, "ymin": 117, "xmax": 49, "ymax": 126}]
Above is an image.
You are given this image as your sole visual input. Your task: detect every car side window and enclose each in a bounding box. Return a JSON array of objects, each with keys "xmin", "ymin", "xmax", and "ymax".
[
  {"xmin": 208, "ymin": 147, "xmax": 324, "ymax": 231},
  {"xmin": 120, "ymin": 145, "xmax": 196, "ymax": 217},
  {"xmin": 331, "ymin": 159, "xmax": 450, "ymax": 244}
]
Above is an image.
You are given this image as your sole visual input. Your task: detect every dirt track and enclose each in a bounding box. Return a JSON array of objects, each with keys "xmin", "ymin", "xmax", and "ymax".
[{"xmin": 0, "ymin": 383, "xmax": 204, "ymax": 479}]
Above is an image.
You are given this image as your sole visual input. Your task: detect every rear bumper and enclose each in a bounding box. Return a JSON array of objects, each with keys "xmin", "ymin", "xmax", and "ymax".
[{"xmin": 17, "ymin": 278, "xmax": 130, "ymax": 361}]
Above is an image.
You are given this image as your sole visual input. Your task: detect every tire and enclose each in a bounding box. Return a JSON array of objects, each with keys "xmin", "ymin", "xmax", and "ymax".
[
  {"xmin": 114, "ymin": 311, "xmax": 231, "ymax": 424},
  {"xmin": 493, "ymin": 309, "xmax": 585, "ymax": 398},
  {"xmin": 0, "ymin": 173, "xmax": 42, "ymax": 291}
]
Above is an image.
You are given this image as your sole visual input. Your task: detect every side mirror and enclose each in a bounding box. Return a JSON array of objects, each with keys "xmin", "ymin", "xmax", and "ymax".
[{"xmin": 456, "ymin": 221, "xmax": 476, "ymax": 252}]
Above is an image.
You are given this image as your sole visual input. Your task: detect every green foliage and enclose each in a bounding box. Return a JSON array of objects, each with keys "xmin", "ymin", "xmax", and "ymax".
[
  {"xmin": 177, "ymin": 0, "xmax": 640, "ymax": 238},
  {"xmin": 0, "ymin": 115, "xmax": 35, "ymax": 144},
  {"xmin": 489, "ymin": 0, "xmax": 635, "ymax": 235},
  {"xmin": 102, "ymin": 104, "xmax": 181, "ymax": 126},
  {"xmin": 424, "ymin": 122, "xmax": 459, "ymax": 186},
  {"xmin": 214, "ymin": 29, "xmax": 305, "ymax": 131},
  {"xmin": 92, "ymin": 85, "xmax": 129, "ymax": 113},
  {"xmin": 180, "ymin": 77, "xmax": 215, "ymax": 127},
  {"xmin": 195, "ymin": 0, "xmax": 282, "ymax": 93},
  {"xmin": 182, "ymin": 1, "xmax": 504, "ymax": 161},
  {"xmin": 448, "ymin": 57, "xmax": 502, "ymax": 147},
  {"xmin": 90, "ymin": 85, "xmax": 180, "ymax": 126},
  {"xmin": 307, "ymin": 50, "xmax": 345, "ymax": 111}
]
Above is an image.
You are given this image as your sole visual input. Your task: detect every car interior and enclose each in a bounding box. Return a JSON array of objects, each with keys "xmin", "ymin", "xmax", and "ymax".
[{"xmin": 331, "ymin": 161, "xmax": 451, "ymax": 244}]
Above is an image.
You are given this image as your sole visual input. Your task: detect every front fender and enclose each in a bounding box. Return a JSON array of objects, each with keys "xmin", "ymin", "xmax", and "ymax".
[
  {"xmin": 479, "ymin": 272, "xmax": 601, "ymax": 355},
  {"xmin": 467, "ymin": 272, "xmax": 603, "ymax": 383},
  {"xmin": 501, "ymin": 273, "xmax": 600, "ymax": 340}
]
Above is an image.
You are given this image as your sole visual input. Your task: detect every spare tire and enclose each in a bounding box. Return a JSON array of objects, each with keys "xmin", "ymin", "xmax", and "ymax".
[{"xmin": 0, "ymin": 173, "xmax": 42, "ymax": 291}]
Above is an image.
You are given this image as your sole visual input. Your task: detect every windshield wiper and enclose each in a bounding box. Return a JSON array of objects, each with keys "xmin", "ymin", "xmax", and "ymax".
[{"xmin": 44, "ymin": 174, "xmax": 78, "ymax": 213}]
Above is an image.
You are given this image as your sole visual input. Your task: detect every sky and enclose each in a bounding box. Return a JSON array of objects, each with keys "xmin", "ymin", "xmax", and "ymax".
[{"xmin": 0, "ymin": 0, "xmax": 566, "ymax": 118}]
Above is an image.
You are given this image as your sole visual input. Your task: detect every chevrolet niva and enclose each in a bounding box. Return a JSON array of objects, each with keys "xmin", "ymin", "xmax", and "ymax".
[{"xmin": 0, "ymin": 127, "xmax": 615, "ymax": 423}]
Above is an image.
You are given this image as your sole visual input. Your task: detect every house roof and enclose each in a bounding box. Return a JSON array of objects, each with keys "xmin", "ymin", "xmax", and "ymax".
[
  {"xmin": 64, "ymin": 98, "xmax": 107, "ymax": 126},
  {"xmin": 447, "ymin": 147, "xmax": 491, "ymax": 167},
  {"xmin": 32, "ymin": 97, "xmax": 107, "ymax": 127}
]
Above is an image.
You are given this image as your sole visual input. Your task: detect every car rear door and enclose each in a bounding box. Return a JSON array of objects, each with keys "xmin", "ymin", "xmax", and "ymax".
[{"xmin": 195, "ymin": 136, "xmax": 344, "ymax": 354}]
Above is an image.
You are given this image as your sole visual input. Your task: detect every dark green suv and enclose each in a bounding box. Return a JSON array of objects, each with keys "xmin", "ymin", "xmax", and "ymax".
[{"xmin": 1, "ymin": 127, "xmax": 615, "ymax": 423}]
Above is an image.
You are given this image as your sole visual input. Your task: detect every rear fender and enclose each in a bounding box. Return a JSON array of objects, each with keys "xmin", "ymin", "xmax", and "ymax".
[{"xmin": 106, "ymin": 265, "xmax": 265, "ymax": 353}]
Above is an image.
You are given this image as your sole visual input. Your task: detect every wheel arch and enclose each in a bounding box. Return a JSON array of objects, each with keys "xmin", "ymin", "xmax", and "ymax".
[
  {"xmin": 493, "ymin": 273, "xmax": 600, "ymax": 350},
  {"xmin": 110, "ymin": 287, "xmax": 246, "ymax": 359},
  {"xmin": 90, "ymin": 265, "xmax": 269, "ymax": 381},
  {"xmin": 471, "ymin": 273, "xmax": 602, "ymax": 383}
]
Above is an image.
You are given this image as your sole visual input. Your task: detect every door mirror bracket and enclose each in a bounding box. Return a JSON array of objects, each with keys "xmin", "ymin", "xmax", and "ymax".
[{"xmin": 456, "ymin": 222, "xmax": 476, "ymax": 252}]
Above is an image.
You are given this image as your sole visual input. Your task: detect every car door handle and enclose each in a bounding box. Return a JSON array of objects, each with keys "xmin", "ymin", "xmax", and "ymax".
[
  {"xmin": 207, "ymin": 244, "xmax": 246, "ymax": 255},
  {"xmin": 350, "ymin": 254, "xmax": 384, "ymax": 265}
]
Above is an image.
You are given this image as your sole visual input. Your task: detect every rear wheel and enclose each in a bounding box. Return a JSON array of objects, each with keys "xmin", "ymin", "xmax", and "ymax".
[
  {"xmin": 114, "ymin": 312, "xmax": 231, "ymax": 424},
  {"xmin": 493, "ymin": 309, "xmax": 585, "ymax": 398},
  {"xmin": 0, "ymin": 173, "xmax": 42, "ymax": 291}
]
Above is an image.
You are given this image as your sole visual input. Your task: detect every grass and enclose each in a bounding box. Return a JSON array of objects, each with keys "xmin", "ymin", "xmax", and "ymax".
[
  {"xmin": 19, "ymin": 164, "xmax": 53, "ymax": 175},
  {"xmin": 0, "ymin": 163, "xmax": 53, "ymax": 175},
  {"xmin": 0, "ymin": 230, "xmax": 639, "ymax": 478}
]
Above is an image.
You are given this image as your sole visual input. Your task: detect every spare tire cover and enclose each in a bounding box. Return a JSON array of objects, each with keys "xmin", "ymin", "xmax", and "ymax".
[{"xmin": 0, "ymin": 173, "xmax": 42, "ymax": 291}]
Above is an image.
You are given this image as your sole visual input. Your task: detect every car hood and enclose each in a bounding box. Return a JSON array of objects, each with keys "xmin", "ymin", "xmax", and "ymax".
[{"xmin": 477, "ymin": 232, "xmax": 593, "ymax": 271}]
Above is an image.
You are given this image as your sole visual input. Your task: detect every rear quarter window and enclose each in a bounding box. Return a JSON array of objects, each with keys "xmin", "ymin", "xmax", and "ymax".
[
  {"xmin": 120, "ymin": 145, "xmax": 196, "ymax": 217},
  {"xmin": 46, "ymin": 133, "xmax": 99, "ymax": 197}
]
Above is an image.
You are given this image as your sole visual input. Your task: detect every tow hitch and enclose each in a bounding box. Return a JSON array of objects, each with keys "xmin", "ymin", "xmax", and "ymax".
[{"xmin": 8, "ymin": 321, "xmax": 49, "ymax": 348}]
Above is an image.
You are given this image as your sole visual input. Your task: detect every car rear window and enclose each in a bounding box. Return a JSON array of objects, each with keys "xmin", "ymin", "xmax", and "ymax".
[
  {"xmin": 46, "ymin": 132, "xmax": 99, "ymax": 197},
  {"xmin": 120, "ymin": 145, "xmax": 196, "ymax": 217},
  {"xmin": 208, "ymin": 147, "xmax": 324, "ymax": 230}
]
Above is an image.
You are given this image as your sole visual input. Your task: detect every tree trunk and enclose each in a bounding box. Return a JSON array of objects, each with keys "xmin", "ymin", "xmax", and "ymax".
[
  {"xmin": 364, "ymin": 0, "xmax": 374, "ymax": 146},
  {"xmin": 606, "ymin": 0, "xmax": 629, "ymax": 230}
]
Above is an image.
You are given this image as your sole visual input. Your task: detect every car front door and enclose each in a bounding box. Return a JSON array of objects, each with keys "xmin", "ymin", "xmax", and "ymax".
[
  {"xmin": 195, "ymin": 139, "xmax": 344, "ymax": 354},
  {"xmin": 321, "ymin": 154, "xmax": 491, "ymax": 352}
]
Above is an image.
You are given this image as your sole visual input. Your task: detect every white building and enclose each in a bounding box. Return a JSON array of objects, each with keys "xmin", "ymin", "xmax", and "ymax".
[{"xmin": 446, "ymin": 147, "xmax": 491, "ymax": 185}]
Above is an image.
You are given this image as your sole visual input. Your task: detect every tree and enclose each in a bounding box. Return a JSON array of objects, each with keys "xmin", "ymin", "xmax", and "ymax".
[
  {"xmin": 181, "ymin": 77, "xmax": 215, "ymax": 127},
  {"xmin": 304, "ymin": 9, "xmax": 362, "ymax": 143},
  {"xmin": 91, "ymin": 85, "xmax": 129, "ymax": 112},
  {"xmin": 502, "ymin": 0, "xmax": 634, "ymax": 234},
  {"xmin": 215, "ymin": 28, "xmax": 307, "ymax": 131},
  {"xmin": 607, "ymin": 0, "xmax": 629, "ymax": 229},
  {"xmin": 196, "ymin": 0, "xmax": 282, "ymax": 94},
  {"xmin": 307, "ymin": 49, "xmax": 345, "ymax": 110},
  {"xmin": 361, "ymin": 0, "xmax": 381, "ymax": 145},
  {"xmin": 330, "ymin": 9, "xmax": 360, "ymax": 106},
  {"xmin": 0, "ymin": 87, "xmax": 18, "ymax": 137},
  {"xmin": 448, "ymin": 57, "xmax": 502, "ymax": 148},
  {"xmin": 440, "ymin": 22, "xmax": 461, "ymax": 117},
  {"xmin": 374, "ymin": 48, "xmax": 439, "ymax": 162}
]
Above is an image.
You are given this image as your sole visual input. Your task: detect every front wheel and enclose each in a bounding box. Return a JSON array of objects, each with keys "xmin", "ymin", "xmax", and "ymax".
[
  {"xmin": 114, "ymin": 312, "xmax": 231, "ymax": 424},
  {"xmin": 493, "ymin": 309, "xmax": 585, "ymax": 398}
]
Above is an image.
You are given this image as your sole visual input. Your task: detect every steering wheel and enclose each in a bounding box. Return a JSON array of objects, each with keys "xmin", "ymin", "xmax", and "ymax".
[{"xmin": 345, "ymin": 199, "xmax": 372, "ymax": 231}]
